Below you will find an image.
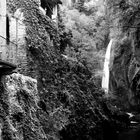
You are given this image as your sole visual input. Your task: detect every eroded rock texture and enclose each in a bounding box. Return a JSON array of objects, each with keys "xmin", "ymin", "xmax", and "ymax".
[
  {"xmin": 0, "ymin": 73, "xmax": 46, "ymax": 140},
  {"xmin": 109, "ymin": 37, "xmax": 140, "ymax": 111}
]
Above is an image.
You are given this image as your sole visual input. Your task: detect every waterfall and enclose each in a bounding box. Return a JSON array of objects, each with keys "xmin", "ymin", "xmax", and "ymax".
[{"xmin": 102, "ymin": 39, "xmax": 114, "ymax": 94}]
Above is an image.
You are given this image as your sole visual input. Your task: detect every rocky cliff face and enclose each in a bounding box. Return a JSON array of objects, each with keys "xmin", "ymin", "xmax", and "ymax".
[
  {"xmin": 0, "ymin": 73, "xmax": 46, "ymax": 140},
  {"xmin": 109, "ymin": 37, "xmax": 140, "ymax": 111}
]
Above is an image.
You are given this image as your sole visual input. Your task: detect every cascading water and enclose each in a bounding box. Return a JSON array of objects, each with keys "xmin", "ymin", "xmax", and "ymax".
[{"xmin": 102, "ymin": 39, "xmax": 114, "ymax": 94}]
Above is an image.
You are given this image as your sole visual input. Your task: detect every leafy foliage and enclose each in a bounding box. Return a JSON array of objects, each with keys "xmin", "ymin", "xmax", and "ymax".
[{"xmin": 59, "ymin": 2, "xmax": 109, "ymax": 76}]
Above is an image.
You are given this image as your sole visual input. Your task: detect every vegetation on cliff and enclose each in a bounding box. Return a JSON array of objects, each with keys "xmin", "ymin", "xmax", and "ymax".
[
  {"xmin": 0, "ymin": 73, "xmax": 45, "ymax": 140},
  {"xmin": 59, "ymin": 0, "xmax": 108, "ymax": 74},
  {"xmin": 4, "ymin": 0, "xmax": 135, "ymax": 140},
  {"xmin": 105, "ymin": 0, "xmax": 140, "ymax": 110}
]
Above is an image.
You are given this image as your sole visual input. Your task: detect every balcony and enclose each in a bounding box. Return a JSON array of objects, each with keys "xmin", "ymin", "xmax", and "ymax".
[{"xmin": 0, "ymin": 44, "xmax": 17, "ymax": 74}]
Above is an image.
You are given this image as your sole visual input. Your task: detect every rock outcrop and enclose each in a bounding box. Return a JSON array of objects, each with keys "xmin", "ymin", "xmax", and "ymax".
[
  {"xmin": 109, "ymin": 37, "xmax": 140, "ymax": 111},
  {"xmin": 0, "ymin": 73, "xmax": 46, "ymax": 140}
]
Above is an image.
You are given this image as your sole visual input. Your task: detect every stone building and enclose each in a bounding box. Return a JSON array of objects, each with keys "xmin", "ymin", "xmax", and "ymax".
[
  {"xmin": 0, "ymin": 0, "xmax": 62, "ymax": 71},
  {"xmin": 40, "ymin": 0, "xmax": 62, "ymax": 21},
  {"xmin": 0, "ymin": 0, "xmax": 81, "ymax": 70},
  {"xmin": 0, "ymin": 0, "xmax": 26, "ymax": 64},
  {"xmin": 0, "ymin": 0, "xmax": 8, "ymax": 60}
]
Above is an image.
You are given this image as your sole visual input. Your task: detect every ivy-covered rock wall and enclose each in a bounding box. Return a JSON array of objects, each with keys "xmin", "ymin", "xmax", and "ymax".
[{"xmin": 0, "ymin": 73, "xmax": 46, "ymax": 140}]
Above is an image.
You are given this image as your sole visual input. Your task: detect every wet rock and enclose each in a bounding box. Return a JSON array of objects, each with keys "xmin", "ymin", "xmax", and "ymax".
[{"xmin": 109, "ymin": 38, "xmax": 140, "ymax": 110}]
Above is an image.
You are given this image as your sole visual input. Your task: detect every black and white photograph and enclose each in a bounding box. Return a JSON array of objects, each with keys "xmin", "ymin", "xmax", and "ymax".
[{"xmin": 0, "ymin": 0, "xmax": 140, "ymax": 140}]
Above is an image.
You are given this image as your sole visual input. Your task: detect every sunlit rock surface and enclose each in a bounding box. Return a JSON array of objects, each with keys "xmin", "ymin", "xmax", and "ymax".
[{"xmin": 0, "ymin": 73, "xmax": 46, "ymax": 140}]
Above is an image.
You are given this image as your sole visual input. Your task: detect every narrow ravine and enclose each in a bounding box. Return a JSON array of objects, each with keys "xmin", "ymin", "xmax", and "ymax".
[{"xmin": 102, "ymin": 39, "xmax": 140, "ymax": 140}]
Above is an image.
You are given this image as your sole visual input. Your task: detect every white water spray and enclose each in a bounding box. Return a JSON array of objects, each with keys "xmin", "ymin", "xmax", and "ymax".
[{"xmin": 102, "ymin": 39, "xmax": 114, "ymax": 94}]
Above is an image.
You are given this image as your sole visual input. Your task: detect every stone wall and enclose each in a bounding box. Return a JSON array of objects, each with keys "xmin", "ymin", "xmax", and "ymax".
[
  {"xmin": 8, "ymin": 8, "xmax": 27, "ymax": 73},
  {"xmin": 0, "ymin": 0, "xmax": 6, "ymax": 45}
]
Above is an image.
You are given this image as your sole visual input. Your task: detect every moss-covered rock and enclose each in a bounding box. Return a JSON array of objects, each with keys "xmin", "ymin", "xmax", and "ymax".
[{"xmin": 0, "ymin": 73, "xmax": 46, "ymax": 140}]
